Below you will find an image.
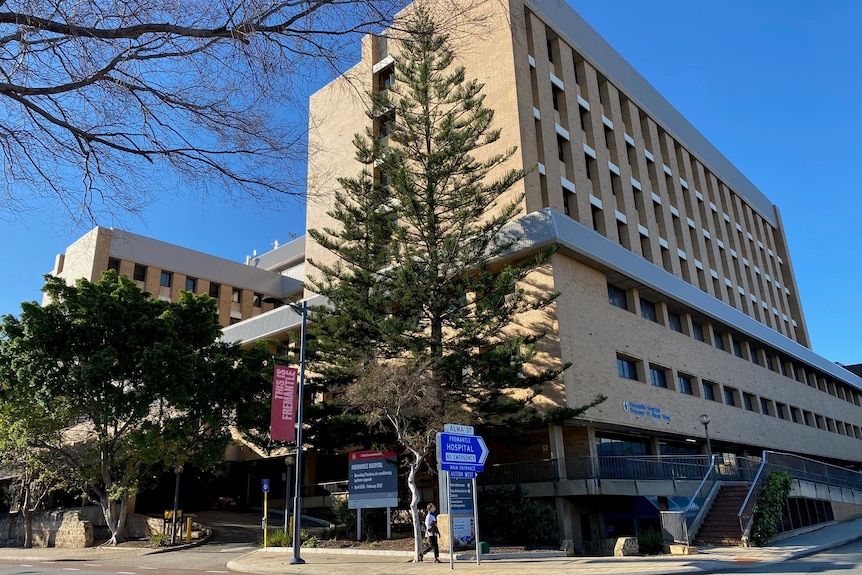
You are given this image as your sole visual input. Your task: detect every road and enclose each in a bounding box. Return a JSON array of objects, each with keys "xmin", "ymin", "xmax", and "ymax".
[
  {"xmin": 0, "ymin": 511, "xmax": 261, "ymax": 575},
  {"xmin": 735, "ymin": 539, "xmax": 862, "ymax": 574}
]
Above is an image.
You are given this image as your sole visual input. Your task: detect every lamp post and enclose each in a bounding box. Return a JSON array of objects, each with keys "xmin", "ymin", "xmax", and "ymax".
[
  {"xmin": 287, "ymin": 300, "xmax": 307, "ymax": 565},
  {"xmin": 284, "ymin": 455, "xmax": 295, "ymax": 532},
  {"xmin": 170, "ymin": 465, "xmax": 184, "ymax": 545},
  {"xmin": 699, "ymin": 414, "xmax": 713, "ymax": 463}
]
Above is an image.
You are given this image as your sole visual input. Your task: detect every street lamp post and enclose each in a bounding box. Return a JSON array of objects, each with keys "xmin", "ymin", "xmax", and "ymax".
[
  {"xmin": 699, "ymin": 414, "xmax": 713, "ymax": 463},
  {"xmin": 284, "ymin": 455, "xmax": 295, "ymax": 533},
  {"xmin": 287, "ymin": 300, "xmax": 307, "ymax": 565},
  {"xmin": 170, "ymin": 465, "xmax": 184, "ymax": 545}
]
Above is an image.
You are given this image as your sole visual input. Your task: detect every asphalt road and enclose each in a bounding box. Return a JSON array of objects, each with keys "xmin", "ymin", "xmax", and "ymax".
[
  {"xmin": 0, "ymin": 511, "xmax": 261, "ymax": 575},
  {"xmin": 734, "ymin": 538, "xmax": 862, "ymax": 574}
]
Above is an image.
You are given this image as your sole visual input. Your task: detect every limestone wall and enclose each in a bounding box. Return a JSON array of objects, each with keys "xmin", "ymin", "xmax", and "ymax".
[{"xmin": 0, "ymin": 509, "xmax": 93, "ymax": 548}]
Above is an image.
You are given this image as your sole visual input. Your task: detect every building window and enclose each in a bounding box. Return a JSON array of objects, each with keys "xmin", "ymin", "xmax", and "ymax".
[
  {"xmin": 185, "ymin": 277, "xmax": 197, "ymax": 293},
  {"xmin": 724, "ymin": 387, "xmax": 737, "ymax": 407},
  {"xmin": 229, "ymin": 316, "xmax": 241, "ymax": 325},
  {"xmin": 790, "ymin": 407, "xmax": 801, "ymax": 424},
  {"xmin": 776, "ymin": 403, "xmax": 786, "ymax": 420},
  {"xmin": 803, "ymin": 411, "xmax": 813, "ymax": 426},
  {"xmin": 159, "ymin": 271, "xmax": 173, "ymax": 288},
  {"xmin": 133, "ymin": 264, "xmax": 147, "ymax": 282},
  {"xmin": 107, "ymin": 258, "xmax": 121, "ymax": 272},
  {"xmin": 668, "ymin": 312, "xmax": 683, "ymax": 333},
  {"xmin": 608, "ymin": 284, "xmax": 628, "ymax": 310},
  {"xmin": 209, "ymin": 282, "xmax": 221, "ymax": 298},
  {"xmin": 231, "ymin": 288, "xmax": 242, "ymax": 304},
  {"xmin": 760, "ymin": 398, "xmax": 772, "ymax": 416},
  {"xmin": 377, "ymin": 66, "xmax": 395, "ymax": 91},
  {"xmin": 732, "ymin": 338, "xmax": 744, "ymax": 358},
  {"xmin": 649, "ymin": 366, "xmax": 667, "ymax": 388},
  {"xmin": 714, "ymin": 331, "xmax": 726, "ymax": 351},
  {"xmin": 253, "ymin": 293, "xmax": 263, "ymax": 308},
  {"xmin": 617, "ymin": 357, "xmax": 638, "ymax": 381},
  {"xmin": 692, "ymin": 322, "xmax": 705, "ymax": 342},
  {"xmin": 640, "ymin": 298, "xmax": 657, "ymax": 322},
  {"xmin": 702, "ymin": 381, "xmax": 716, "ymax": 401},
  {"xmin": 743, "ymin": 393, "xmax": 755, "ymax": 412},
  {"xmin": 766, "ymin": 355, "xmax": 774, "ymax": 371},
  {"xmin": 596, "ymin": 435, "xmax": 649, "ymax": 457},
  {"xmin": 677, "ymin": 375, "xmax": 693, "ymax": 395},
  {"xmin": 751, "ymin": 349, "xmax": 761, "ymax": 365}
]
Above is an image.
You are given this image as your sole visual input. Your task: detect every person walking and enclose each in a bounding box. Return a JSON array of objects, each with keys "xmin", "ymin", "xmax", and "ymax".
[{"xmin": 419, "ymin": 502, "xmax": 441, "ymax": 562}]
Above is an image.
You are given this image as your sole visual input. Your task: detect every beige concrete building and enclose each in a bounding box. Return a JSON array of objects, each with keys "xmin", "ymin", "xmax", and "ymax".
[
  {"xmin": 49, "ymin": 227, "xmax": 304, "ymax": 327},
  {"xmin": 52, "ymin": 0, "xmax": 859, "ymax": 548},
  {"xmin": 293, "ymin": 0, "xmax": 862, "ymax": 545}
]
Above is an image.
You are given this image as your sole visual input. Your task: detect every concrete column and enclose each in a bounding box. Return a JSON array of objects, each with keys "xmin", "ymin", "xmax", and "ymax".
[{"xmin": 548, "ymin": 423, "xmax": 567, "ymax": 480}]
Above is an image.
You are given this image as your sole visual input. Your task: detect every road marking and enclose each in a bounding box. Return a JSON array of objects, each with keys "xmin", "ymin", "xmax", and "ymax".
[
  {"xmin": 85, "ymin": 565, "xmax": 102, "ymax": 568},
  {"xmin": 62, "ymin": 569, "xmax": 80, "ymax": 571},
  {"xmin": 220, "ymin": 546, "xmax": 254, "ymax": 552},
  {"xmin": 116, "ymin": 571, "xmax": 137, "ymax": 574},
  {"xmin": 206, "ymin": 571, "xmax": 229, "ymax": 573},
  {"xmin": 140, "ymin": 568, "xmax": 158, "ymax": 570}
]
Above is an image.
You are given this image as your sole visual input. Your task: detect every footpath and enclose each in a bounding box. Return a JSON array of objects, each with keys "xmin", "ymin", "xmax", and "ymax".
[
  {"xmin": 0, "ymin": 516, "xmax": 860, "ymax": 575},
  {"xmin": 225, "ymin": 517, "xmax": 862, "ymax": 575}
]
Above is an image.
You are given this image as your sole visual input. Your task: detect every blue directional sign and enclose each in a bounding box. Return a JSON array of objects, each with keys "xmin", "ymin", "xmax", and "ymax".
[
  {"xmin": 261, "ymin": 478, "xmax": 270, "ymax": 493},
  {"xmin": 437, "ymin": 432, "xmax": 489, "ymax": 472}
]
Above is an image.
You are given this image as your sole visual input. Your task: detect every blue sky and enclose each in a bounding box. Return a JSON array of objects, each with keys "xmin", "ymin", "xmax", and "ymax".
[{"xmin": 1, "ymin": 0, "xmax": 860, "ymax": 365}]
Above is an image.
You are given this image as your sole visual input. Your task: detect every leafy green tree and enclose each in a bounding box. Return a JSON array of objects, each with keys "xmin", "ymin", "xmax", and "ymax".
[
  {"xmin": 308, "ymin": 8, "xmax": 604, "ymax": 560},
  {"xmin": 0, "ymin": 271, "xmax": 271, "ymax": 544},
  {"xmin": 0, "ymin": 398, "xmax": 73, "ymax": 548}
]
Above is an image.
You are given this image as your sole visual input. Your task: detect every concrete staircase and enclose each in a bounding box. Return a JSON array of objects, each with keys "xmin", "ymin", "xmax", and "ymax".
[{"xmin": 693, "ymin": 483, "xmax": 751, "ymax": 546}]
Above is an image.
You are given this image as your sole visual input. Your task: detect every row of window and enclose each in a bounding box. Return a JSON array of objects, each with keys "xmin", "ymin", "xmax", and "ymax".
[
  {"xmin": 615, "ymin": 353, "xmax": 862, "ymax": 441},
  {"xmin": 108, "ymin": 257, "xmax": 264, "ymax": 307},
  {"xmin": 524, "ymin": 11, "xmax": 799, "ymax": 340},
  {"xmin": 608, "ymin": 282, "xmax": 861, "ymax": 408}
]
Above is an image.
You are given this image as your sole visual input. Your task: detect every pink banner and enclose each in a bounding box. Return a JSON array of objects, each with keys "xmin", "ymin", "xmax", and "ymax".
[{"xmin": 271, "ymin": 365, "xmax": 298, "ymax": 442}]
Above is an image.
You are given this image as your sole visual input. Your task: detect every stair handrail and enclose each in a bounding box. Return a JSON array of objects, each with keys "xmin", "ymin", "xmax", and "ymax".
[
  {"xmin": 683, "ymin": 454, "xmax": 720, "ymax": 544},
  {"xmin": 737, "ymin": 450, "xmax": 776, "ymax": 546}
]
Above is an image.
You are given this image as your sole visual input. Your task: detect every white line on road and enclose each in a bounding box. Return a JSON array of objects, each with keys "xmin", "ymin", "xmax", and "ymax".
[
  {"xmin": 62, "ymin": 568, "xmax": 80, "ymax": 571},
  {"xmin": 220, "ymin": 546, "xmax": 254, "ymax": 552},
  {"xmin": 84, "ymin": 565, "xmax": 102, "ymax": 568},
  {"xmin": 205, "ymin": 571, "xmax": 229, "ymax": 573},
  {"xmin": 116, "ymin": 571, "xmax": 137, "ymax": 574}
]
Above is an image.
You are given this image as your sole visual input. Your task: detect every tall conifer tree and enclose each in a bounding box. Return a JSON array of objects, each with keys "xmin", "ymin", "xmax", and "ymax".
[{"xmin": 308, "ymin": 8, "xmax": 603, "ymax": 559}]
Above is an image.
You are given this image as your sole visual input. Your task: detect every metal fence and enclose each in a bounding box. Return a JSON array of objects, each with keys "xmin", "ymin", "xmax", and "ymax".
[
  {"xmin": 738, "ymin": 451, "xmax": 862, "ymax": 539},
  {"xmin": 480, "ymin": 454, "xmax": 767, "ymax": 485}
]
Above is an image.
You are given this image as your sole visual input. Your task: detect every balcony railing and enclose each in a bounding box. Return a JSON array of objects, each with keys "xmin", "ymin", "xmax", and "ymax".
[{"xmin": 479, "ymin": 455, "xmax": 765, "ymax": 486}]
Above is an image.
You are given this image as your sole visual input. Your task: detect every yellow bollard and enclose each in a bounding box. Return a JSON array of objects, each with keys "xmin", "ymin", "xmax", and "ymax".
[{"xmin": 185, "ymin": 516, "xmax": 193, "ymax": 543}]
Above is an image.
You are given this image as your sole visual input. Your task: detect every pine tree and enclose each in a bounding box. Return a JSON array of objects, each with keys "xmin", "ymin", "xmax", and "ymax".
[{"xmin": 308, "ymin": 8, "xmax": 603, "ymax": 560}]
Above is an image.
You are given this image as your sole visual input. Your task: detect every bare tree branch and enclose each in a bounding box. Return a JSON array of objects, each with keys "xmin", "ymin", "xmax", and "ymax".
[{"xmin": 0, "ymin": 0, "xmax": 408, "ymax": 222}]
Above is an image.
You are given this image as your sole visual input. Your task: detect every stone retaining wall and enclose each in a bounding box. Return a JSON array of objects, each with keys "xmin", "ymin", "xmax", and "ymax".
[
  {"xmin": 0, "ymin": 508, "xmax": 163, "ymax": 548},
  {"xmin": 0, "ymin": 509, "xmax": 93, "ymax": 548}
]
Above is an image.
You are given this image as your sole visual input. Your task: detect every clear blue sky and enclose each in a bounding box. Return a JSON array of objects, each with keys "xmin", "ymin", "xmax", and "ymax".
[{"xmin": 1, "ymin": 0, "xmax": 860, "ymax": 365}]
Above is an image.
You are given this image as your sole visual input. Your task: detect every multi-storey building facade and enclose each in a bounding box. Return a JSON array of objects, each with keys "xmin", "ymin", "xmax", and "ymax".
[
  {"xmin": 294, "ymin": 0, "xmax": 862, "ymax": 544},
  {"xmin": 49, "ymin": 227, "xmax": 303, "ymax": 327}
]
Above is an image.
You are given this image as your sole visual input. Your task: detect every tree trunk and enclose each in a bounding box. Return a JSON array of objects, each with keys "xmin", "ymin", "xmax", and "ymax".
[
  {"xmin": 100, "ymin": 493, "xmax": 129, "ymax": 544},
  {"xmin": 407, "ymin": 454, "xmax": 423, "ymax": 563},
  {"xmin": 21, "ymin": 480, "xmax": 33, "ymax": 548}
]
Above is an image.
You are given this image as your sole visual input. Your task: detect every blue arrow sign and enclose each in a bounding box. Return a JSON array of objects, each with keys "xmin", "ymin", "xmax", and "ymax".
[{"xmin": 438, "ymin": 432, "xmax": 489, "ymax": 472}]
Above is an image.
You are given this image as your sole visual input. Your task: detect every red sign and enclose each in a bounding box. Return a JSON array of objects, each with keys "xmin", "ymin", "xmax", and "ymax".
[
  {"xmin": 271, "ymin": 365, "xmax": 298, "ymax": 442},
  {"xmin": 349, "ymin": 449, "xmax": 397, "ymax": 461}
]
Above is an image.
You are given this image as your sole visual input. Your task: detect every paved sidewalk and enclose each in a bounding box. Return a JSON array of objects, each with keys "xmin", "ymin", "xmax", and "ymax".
[{"xmin": 225, "ymin": 517, "xmax": 862, "ymax": 575}]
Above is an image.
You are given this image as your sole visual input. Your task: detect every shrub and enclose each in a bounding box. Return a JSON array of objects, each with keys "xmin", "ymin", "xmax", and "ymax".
[
  {"xmin": 477, "ymin": 485, "xmax": 558, "ymax": 546},
  {"xmin": 149, "ymin": 532, "xmax": 170, "ymax": 547},
  {"xmin": 750, "ymin": 470, "xmax": 793, "ymax": 546},
  {"xmin": 636, "ymin": 528, "xmax": 664, "ymax": 555},
  {"xmin": 264, "ymin": 528, "xmax": 293, "ymax": 547}
]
